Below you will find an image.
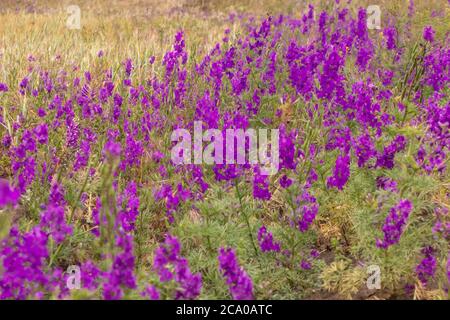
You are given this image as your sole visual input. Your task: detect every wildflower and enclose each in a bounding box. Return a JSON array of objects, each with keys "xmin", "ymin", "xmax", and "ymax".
[
  {"xmin": 0, "ymin": 180, "xmax": 20, "ymax": 208},
  {"xmin": 253, "ymin": 166, "xmax": 271, "ymax": 200},
  {"xmin": 39, "ymin": 183, "xmax": 72, "ymax": 244},
  {"xmin": 376, "ymin": 199, "xmax": 413, "ymax": 249},
  {"xmin": 74, "ymin": 140, "xmax": 90, "ymax": 171},
  {"xmin": 376, "ymin": 176, "xmax": 398, "ymax": 193},
  {"xmin": 376, "ymin": 136, "xmax": 406, "ymax": 169},
  {"xmin": 279, "ymin": 175, "xmax": 293, "ymax": 188},
  {"xmin": 0, "ymin": 226, "xmax": 50, "ymax": 299},
  {"xmin": 353, "ymin": 134, "xmax": 376, "ymax": 167},
  {"xmin": 300, "ymin": 260, "xmax": 311, "ymax": 270},
  {"xmin": 327, "ymin": 153, "xmax": 350, "ymax": 190},
  {"xmin": 153, "ymin": 235, "xmax": 202, "ymax": 300},
  {"xmin": 103, "ymin": 233, "xmax": 137, "ymax": 300},
  {"xmin": 141, "ymin": 285, "xmax": 160, "ymax": 300},
  {"xmin": 0, "ymin": 83, "xmax": 8, "ymax": 92},
  {"xmin": 383, "ymin": 27, "xmax": 397, "ymax": 50},
  {"xmin": 81, "ymin": 260, "xmax": 103, "ymax": 291},
  {"xmin": 103, "ymin": 139, "xmax": 122, "ymax": 158},
  {"xmin": 423, "ymin": 26, "xmax": 435, "ymax": 43},
  {"xmin": 415, "ymin": 246, "xmax": 436, "ymax": 286},
  {"xmin": 117, "ymin": 182, "xmax": 140, "ymax": 233},
  {"xmin": 218, "ymin": 247, "xmax": 253, "ymax": 300},
  {"xmin": 310, "ymin": 249, "xmax": 320, "ymax": 258},
  {"xmin": 257, "ymin": 226, "xmax": 281, "ymax": 252}
]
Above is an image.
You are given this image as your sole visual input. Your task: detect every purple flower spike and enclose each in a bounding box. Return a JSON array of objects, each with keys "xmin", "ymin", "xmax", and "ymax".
[{"xmin": 218, "ymin": 247, "xmax": 253, "ymax": 300}]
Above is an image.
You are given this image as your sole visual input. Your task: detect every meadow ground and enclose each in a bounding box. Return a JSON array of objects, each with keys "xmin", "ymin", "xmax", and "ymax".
[{"xmin": 0, "ymin": 0, "xmax": 449, "ymax": 300}]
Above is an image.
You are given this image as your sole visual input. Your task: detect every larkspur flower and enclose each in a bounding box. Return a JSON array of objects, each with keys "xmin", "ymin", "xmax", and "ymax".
[
  {"xmin": 218, "ymin": 247, "xmax": 253, "ymax": 300},
  {"xmin": 423, "ymin": 26, "xmax": 435, "ymax": 43},
  {"xmin": 300, "ymin": 260, "xmax": 312, "ymax": 270},
  {"xmin": 0, "ymin": 226, "xmax": 52, "ymax": 299},
  {"xmin": 383, "ymin": 27, "xmax": 397, "ymax": 50},
  {"xmin": 376, "ymin": 136, "xmax": 406, "ymax": 169},
  {"xmin": 327, "ymin": 153, "xmax": 350, "ymax": 190},
  {"xmin": 257, "ymin": 226, "xmax": 281, "ymax": 252},
  {"xmin": 103, "ymin": 233, "xmax": 137, "ymax": 300},
  {"xmin": 141, "ymin": 285, "xmax": 160, "ymax": 300},
  {"xmin": 376, "ymin": 199, "xmax": 413, "ymax": 249},
  {"xmin": 0, "ymin": 180, "xmax": 20, "ymax": 208},
  {"xmin": 415, "ymin": 246, "xmax": 437, "ymax": 286},
  {"xmin": 153, "ymin": 235, "xmax": 202, "ymax": 299},
  {"xmin": 253, "ymin": 166, "xmax": 271, "ymax": 200},
  {"xmin": 39, "ymin": 183, "xmax": 72, "ymax": 244},
  {"xmin": 376, "ymin": 176, "xmax": 398, "ymax": 193},
  {"xmin": 0, "ymin": 83, "xmax": 8, "ymax": 92}
]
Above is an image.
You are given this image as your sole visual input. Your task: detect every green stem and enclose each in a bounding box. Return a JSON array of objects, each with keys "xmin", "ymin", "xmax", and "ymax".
[
  {"xmin": 235, "ymin": 180, "xmax": 259, "ymax": 257},
  {"xmin": 48, "ymin": 167, "xmax": 91, "ymax": 267}
]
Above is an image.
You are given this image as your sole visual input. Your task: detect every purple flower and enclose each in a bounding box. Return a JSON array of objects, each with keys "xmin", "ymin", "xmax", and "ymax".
[
  {"xmin": 415, "ymin": 246, "xmax": 436, "ymax": 286},
  {"xmin": 376, "ymin": 136, "xmax": 406, "ymax": 169},
  {"xmin": 117, "ymin": 182, "xmax": 140, "ymax": 232},
  {"xmin": 257, "ymin": 226, "xmax": 281, "ymax": 252},
  {"xmin": 383, "ymin": 27, "xmax": 397, "ymax": 50},
  {"xmin": 39, "ymin": 183, "xmax": 72, "ymax": 244},
  {"xmin": 253, "ymin": 166, "xmax": 271, "ymax": 200},
  {"xmin": 103, "ymin": 233, "xmax": 137, "ymax": 300},
  {"xmin": 353, "ymin": 134, "xmax": 376, "ymax": 167},
  {"xmin": 300, "ymin": 260, "xmax": 312, "ymax": 270},
  {"xmin": 376, "ymin": 199, "xmax": 413, "ymax": 249},
  {"xmin": 279, "ymin": 175, "xmax": 293, "ymax": 188},
  {"xmin": 0, "ymin": 83, "xmax": 8, "ymax": 92},
  {"xmin": 74, "ymin": 140, "xmax": 90, "ymax": 171},
  {"xmin": 0, "ymin": 226, "xmax": 52, "ymax": 299},
  {"xmin": 141, "ymin": 285, "xmax": 160, "ymax": 300},
  {"xmin": 34, "ymin": 124, "xmax": 48, "ymax": 145},
  {"xmin": 310, "ymin": 249, "xmax": 320, "ymax": 258},
  {"xmin": 376, "ymin": 176, "xmax": 398, "ymax": 193},
  {"xmin": 153, "ymin": 235, "xmax": 202, "ymax": 299},
  {"xmin": 103, "ymin": 139, "xmax": 122, "ymax": 158},
  {"xmin": 327, "ymin": 153, "xmax": 350, "ymax": 190},
  {"xmin": 218, "ymin": 247, "xmax": 253, "ymax": 300},
  {"xmin": 81, "ymin": 260, "xmax": 103, "ymax": 291},
  {"xmin": 0, "ymin": 180, "xmax": 20, "ymax": 208},
  {"xmin": 423, "ymin": 26, "xmax": 435, "ymax": 43},
  {"xmin": 294, "ymin": 190, "xmax": 319, "ymax": 233}
]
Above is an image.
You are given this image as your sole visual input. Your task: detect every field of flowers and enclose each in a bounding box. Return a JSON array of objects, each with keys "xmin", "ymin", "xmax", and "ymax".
[{"xmin": 0, "ymin": 0, "xmax": 449, "ymax": 300}]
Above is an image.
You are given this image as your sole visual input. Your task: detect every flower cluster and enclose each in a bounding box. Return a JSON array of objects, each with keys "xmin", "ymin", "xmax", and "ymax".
[
  {"xmin": 0, "ymin": 180, "xmax": 20, "ymax": 208},
  {"xmin": 218, "ymin": 248, "xmax": 253, "ymax": 300},
  {"xmin": 257, "ymin": 226, "xmax": 281, "ymax": 252},
  {"xmin": 415, "ymin": 246, "xmax": 437, "ymax": 286},
  {"xmin": 153, "ymin": 235, "xmax": 202, "ymax": 300},
  {"xmin": 376, "ymin": 199, "xmax": 413, "ymax": 249}
]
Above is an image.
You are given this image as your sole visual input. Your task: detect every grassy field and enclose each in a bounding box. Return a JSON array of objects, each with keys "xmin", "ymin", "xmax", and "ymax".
[{"xmin": 0, "ymin": 0, "xmax": 449, "ymax": 300}]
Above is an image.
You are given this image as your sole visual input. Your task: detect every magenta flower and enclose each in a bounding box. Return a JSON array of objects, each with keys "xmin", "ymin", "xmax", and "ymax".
[
  {"xmin": 327, "ymin": 153, "xmax": 350, "ymax": 190},
  {"xmin": 0, "ymin": 180, "xmax": 20, "ymax": 208},
  {"xmin": 153, "ymin": 235, "xmax": 202, "ymax": 299},
  {"xmin": 376, "ymin": 199, "xmax": 413, "ymax": 249},
  {"xmin": 141, "ymin": 285, "xmax": 160, "ymax": 300},
  {"xmin": 0, "ymin": 83, "xmax": 8, "ymax": 92},
  {"xmin": 415, "ymin": 246, "xmax": 436, "ymax": 286},
  {"xmin": 423, "ymin": 26, "xmax": 435, "ymax": 43},
  {"xmin": 257, "ymin": 226, "xmax": 281, "ymax": 252},
  {"xmin": 218, "ymin": 247, "xmax": 253, "ymax": 300}
]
